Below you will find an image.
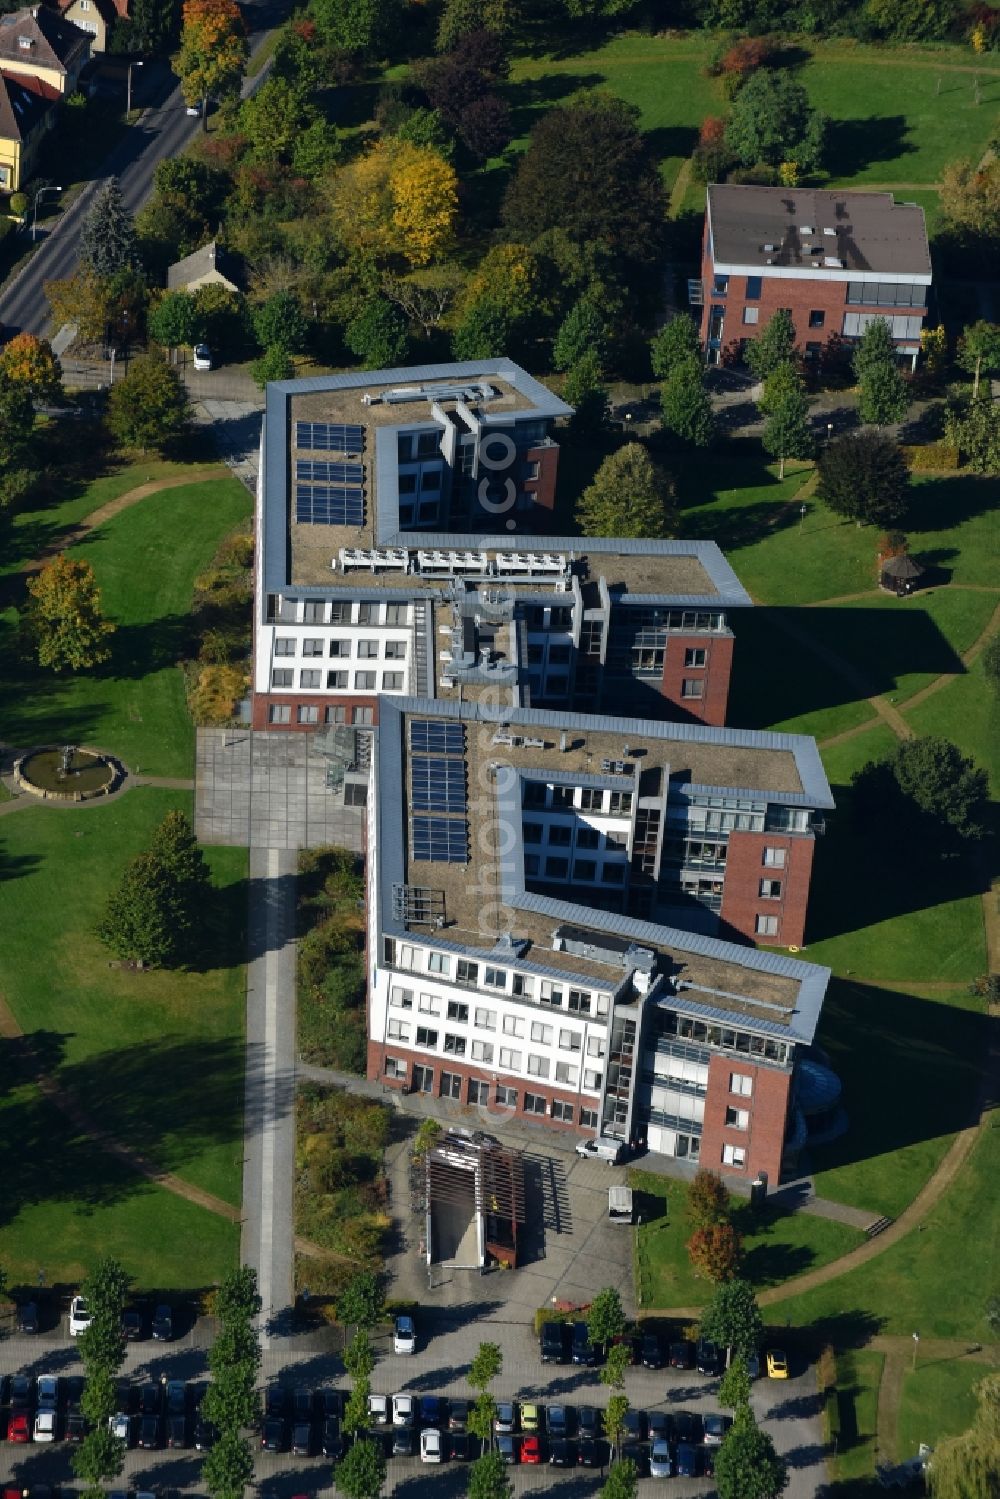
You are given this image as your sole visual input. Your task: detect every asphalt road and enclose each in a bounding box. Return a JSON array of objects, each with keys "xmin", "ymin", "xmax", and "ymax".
[{"xmin": 0, "ymin": 0, "xmax": 287, "ymax": 340}]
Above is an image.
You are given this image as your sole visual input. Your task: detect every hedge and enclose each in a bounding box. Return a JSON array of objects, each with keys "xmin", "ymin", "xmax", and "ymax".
[{"xmin": 900, "ymin": 441, "xmax": 960, "ymax": 471}]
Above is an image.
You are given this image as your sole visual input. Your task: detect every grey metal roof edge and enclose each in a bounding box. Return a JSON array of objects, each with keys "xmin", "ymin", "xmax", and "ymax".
[
  {"xmin": 657, "ymin": 993, "xmax": 808, "ymax": 1045},
  {"xmin": 264, "ymin": 358, "xmax": 573, "ymax": 419},
  {"xmin": 263, "ymin": 383, "xmax": 289, "ymax": 595},
  {"xmin": 676, "ymin": 780, "xmax": 829, "ymax": 810},
  {"xmin": 383, "ymin": 933, "xmax": 611, "ymax": 994},
  {"xmin": 616, "ymin": 593, "xmax": 746, "ymax": 611},
  {"xmin": 375, "ymin": 699, "xmax": 407, "ymax": 939},
  {"xmin": 389, "ymin": 695, "xmax": 834, "ymax": 806},
  {"xmin": 272, "ymin": 587, "xmax": 443, "ymax": 604},
  {"xmin": 521, "ymin": 767, "xmax": 633, "ymax": 791}
]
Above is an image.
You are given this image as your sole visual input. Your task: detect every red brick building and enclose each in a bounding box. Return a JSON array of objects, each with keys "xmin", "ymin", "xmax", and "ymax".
[{"xmin": 696, "ymin": 185, "xmax": 931, "ymax": 370}]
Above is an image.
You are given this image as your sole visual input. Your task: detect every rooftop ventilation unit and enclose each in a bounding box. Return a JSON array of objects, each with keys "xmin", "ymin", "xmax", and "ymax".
[
  {"xmin": 823, "ymin": 227, "xmax": 836, "ymax": 236},
  {"xmin": 799, "ymin": 225, "xmax": 814, "ymax": 234},
  {"xmin": 823, "ymin": 256, "xmax": 845, "ymax": 268},
  {"xmin": 763, "ymin": 243, "xmax": 776, "ymax": 253}
]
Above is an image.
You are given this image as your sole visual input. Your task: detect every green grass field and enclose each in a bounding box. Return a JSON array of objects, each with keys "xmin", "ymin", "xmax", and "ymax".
[
  {"xmin": 0, "ymin": 791, "xmax": 247, "ymax": 1204},
  {"xmin": 0, "ymin": 475, "xmax": 251, "ymax": 775},
  {"xmin": 828, "ymin": 1348, "xmax": 885, "ymax": 1485},
  {"xmin": 896, "ymin": 1359, "xmax": 989, "ymax": 1462},
  {"xmin": 632, "ymin": 1170, "xmax": 864, "ymax": 1310}
]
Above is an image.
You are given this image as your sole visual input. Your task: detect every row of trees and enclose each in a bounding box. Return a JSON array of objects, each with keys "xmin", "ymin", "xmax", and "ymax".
[
  {"xmin": 71, "ymin": 1258, "xmax": 131, "ymax": 1492},
  {"xmin": 200, "ymin": 1267, "xmax": 262, "ymax": 1499}
]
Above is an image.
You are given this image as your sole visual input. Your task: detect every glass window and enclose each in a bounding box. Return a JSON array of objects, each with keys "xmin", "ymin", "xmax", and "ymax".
[
  {"xmin": 446, "ymin": 1000, "xmax": 468, "ymax": 1022},
  {"xmin": 742, "ymin": 307, "xmax": 759, "ymax": 325},
  {"xmin": 352, "ymin": 706, "xmax": 374, "ymax": 725},
  {"xmin": 722, "ymin": 1144, "xmax": 746, "ymax": 1168},
  {"xmin": 499, "ymin": 1048, "xmax": 522, "ymax": 1070},
  {"xmin": 503, "ymin": 1015, "xmax": 523, "ymax": 1036},
  {"xmin": 415, "ymin": 1027, "xmax": 438, "ymax": 1048},
  {"xmin": 524, "ymin": 1093, "xmax": 546, "ymax": 1116},
  {"xmin": 682, "ymin": 678, "xmax": 705, "ymax": 698},
  {"xmin": 358, "ymin": 640, "xmax": 379, "ymax": 659},
  {"xmin": 468, "ymin": 1078, "xmax": 488, "ymax": 1104},
  {"xmin": 268, "ymin": 704, "xmax": 290, "ymax": 724},
  {"xmin": 302, "ymin": 638, "xmax": 324, "ymax": 657},
  {"xmin": 496, "ymin": 1084, "xmax": 517, "ymax": 1107},
  {"xmin": 730, "ymin": 1072, "xmax": 753, "ymax": 1097},
  {"xmin": 684, "ymin": 647, "xmax": 707, "ymax": 668},
  {"xmin": 384, "ymin": 1056, "xmax": 406, "ymax": 1081},
  {"xmin": 745, "ymin": 276, "xmax": 762, "ymax": 299},
  {"xmin": 725, "ymin": 1106, "xmax": 749, "ymax": 1130},
  {"xmin": 551, "ymin": 1100, "xmax": 574, "ymax": 1123},
  {"xmin": 428, "ymin": 952, "xmax": 450, "ymax": 975},
  {"xmin": 390, "ymin": 986, "xmax": 413, "ymax": 1009},
  {"xmin": 382, "ymin": 672, "xmax": 404, "ymax": 691},
  {"xmin": 354, "ymin": 672, "xmax": 376, "ymax": 690},
  {"xmin": 484, "ymin": 967, "xmax": 506, "ymax": 990},
  {"xmin": 329, "ymin": 639, "xmax": 351, "ymax": 658},
  {"xmin": 809, "ymin": 309, "xmax": 825, "ymax": 328},
  {"xmin": 559, "ymin": 1030, "xmax": 582, "ymax": 1052},
  {"xmin": 555, "ymin": 1061, "xmax": 577, "ymax": 1085},
  {"xmin": 384, "ymin": 641, "xmax": 406, "ymax": 660},
  {"xmin": 474, "ymin": 1007, "xmax": 496, "ymax": 1030},
  {"xmin": 580, "ymin": 1107, "xmax": 598, "ymax": 1130},
  {"xmin": 528, "ymin": 1055, "xmax": 550, "ymax": 1078},
  {"xmin": 568, "ymin": 989, "xmax": 591, "ymax": 1014},
  {"xmin": 299, "ymin": 670, "xmax": 321, "ymax": 689},
  {"xmin": 387, "ymin": 1019, "xmax": 409, "ymax": 1041},
  {"xmin": 327, "ymin": 671, "xmax": 348, "ymax": 689},
  {"xmin": 297, "ymin": 705, "xmax": 319, "ymax": 724},
  {"xmin": 274, "ymin": 638, "xmax": 296, "ymax": 656},
  {"xmin": 712, "ymin": 274, "xmax": 729, "ymax": 296},
  {"xmin": 530, "ymin": 1022, "xmax": 553, "ymax": 1044},
  {"xmin": 763, "ymin": 847, "xmax": 787, "ymax": 869},
  {"xmin": 756, "ymin": 914, "xmax": 779, "ymax": 936},
  {"xmin": 385, "ymin": 604, "xmax": 408, "ymax": 625},
  {"xmin": 444, "ymin": 1034, "xmax": 466, "ymax": 1055},
  {"xmin": 325, "ymin": 705, "xmax": 346, "ymax": 724},
  {"xmin": 271, "ymin": 669, "xmax": 293, "ymax": 688},
  {"xmin": 759, "ymin": 878, "xmax": 782, "ymax": 899}
]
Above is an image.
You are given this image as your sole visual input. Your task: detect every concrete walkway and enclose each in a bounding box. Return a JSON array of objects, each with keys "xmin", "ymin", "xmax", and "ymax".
[{"xmin": 243, "ymin": 846, "xmax": 298, "ymax": 1345}]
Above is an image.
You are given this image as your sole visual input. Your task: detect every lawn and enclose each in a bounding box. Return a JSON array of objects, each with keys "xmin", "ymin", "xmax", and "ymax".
[
  {"xmin": 632, "ymin": 1170, "xmax": 864, "ymax": 1310},
  {"xmin": 907, "ymin": 650, "xmax": 1000, "ymax": 792},
  {"xmin": 0, "ymin": 789, "xmax": 247, "ymax": 1205},
  {"xmin": 0, "ymin": 476, "xmax": 251, "ymax": 776},
  {"xmin": 0, "ymin": 1081, "xmax": 239, "ymax": 1292},
  {"xmin": 896, "ymin": 1358, "xmax": 989, "ymax": 1461},
  {"xmin": 828, "ymin": 1348, "xmax": 884, "ymax": 1485},
  {"xmin": 806, "ymin": 980, "xmax": 987, "ymax": 1217},
  {"xmin": 773, "ymin": 1123, "xmax": 1000, "ymax": 1341}
]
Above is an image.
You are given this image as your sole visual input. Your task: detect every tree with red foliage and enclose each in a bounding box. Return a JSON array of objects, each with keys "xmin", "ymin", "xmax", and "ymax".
[
  {"xmin": 687, "ymin": 1222, "xmax": 743, "ymax": 1283},
  {"xmin": 686, "ymin": 1169, "xmax": 732, "ymax": 1231}
]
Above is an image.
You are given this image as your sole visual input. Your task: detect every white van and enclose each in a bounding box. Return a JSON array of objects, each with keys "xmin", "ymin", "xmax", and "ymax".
[
  {"xmin": 575, "ymin": 1136, "xmax": 625, "ymax": 1165},
  {"xmin": 608, "ymin": 1186, "xmax": 634, "ymax": 1224}
]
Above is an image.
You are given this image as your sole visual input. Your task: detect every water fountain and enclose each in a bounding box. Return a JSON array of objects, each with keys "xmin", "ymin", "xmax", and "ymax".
[{"xmin": 14, "ymin": 743, "xmax": 124, "ymax": 801}]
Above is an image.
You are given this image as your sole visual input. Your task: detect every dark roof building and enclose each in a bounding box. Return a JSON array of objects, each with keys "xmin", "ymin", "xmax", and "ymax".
[
  {"xmin": 0, "ymin": 5, "xmax": 90, "ymax": 91},
  {"xmin": 166, "ymin": 239, "xmax": 243, "ymax": 294},
  {"xmin": 0, "ymin": 66, "xmax": 58, "ymax": 140},
  {"xmin": 696, "ymin": 185, "xmax": 932, "ymax": 370}
]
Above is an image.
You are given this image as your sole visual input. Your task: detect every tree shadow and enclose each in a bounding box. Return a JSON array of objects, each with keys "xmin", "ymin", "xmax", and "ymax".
[
  {"xmin": 504, "ymin": 71, "xmax": 605, "ymax": 140},
  {"xmin": 92, "ymin": 611, "xmax": 195, "ymax": 681},
  {"xmin": 808, "ymin": 980, "xmax": 994, "ymax": 1176},
  {"xmin": 907, "ymin": 473, "xmax": 997, "ymax": 532},
  {"xmin": 643, "ymin": 124, "xmax": 700, "ymax": 163},
  {"xmin": 822, "ymin": 117, "xmax": 914, "ymax": 178},
  {"xmin": 0, "ymin": 832, "xmax": 43, "ymax": 885}
]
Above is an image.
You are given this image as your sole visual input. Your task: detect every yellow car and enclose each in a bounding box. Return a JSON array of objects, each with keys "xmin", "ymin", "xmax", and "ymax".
[
  {"xmin": 766, "ymin": 1349, "xmax": 789, "ymax": 1379},
  {"xmin": 520, "ymin": 1403, "xmax": 543, "ymax": 1433}
]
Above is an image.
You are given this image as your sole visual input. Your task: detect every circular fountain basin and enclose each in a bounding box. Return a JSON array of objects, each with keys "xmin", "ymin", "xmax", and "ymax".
[{"xmin": 14, "ymin": 746, "xmax": 123, "ymax": 802}]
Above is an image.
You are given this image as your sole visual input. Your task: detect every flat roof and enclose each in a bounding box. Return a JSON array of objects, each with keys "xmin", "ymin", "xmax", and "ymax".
[
  {"xmin": 259, "ymin": 362, "xmax": 752, "ymax": 610},
  {"xmin": 371, "ymin": 698, "xmax": 833, "ymax": 1044},
  {"xmin": 708, "ymin": 185, "xmax": 932, "ymax": 280}
]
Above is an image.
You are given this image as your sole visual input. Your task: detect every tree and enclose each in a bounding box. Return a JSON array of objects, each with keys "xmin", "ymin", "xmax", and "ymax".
[
  {"xmin": 252, "ymin": 290, "xmax": 309, "ymax": 355},
  {"xmin": 940, "ymin": 158, "xmax": 1000, "ymax": 263},
  {"xmin": 887, "ymin": 736, "xmax": 989, "ymax": 843},
  {"xmin": 239, "ymin": 76, "xmax": 316, "ymax": 163},
  {"xmin": 714, "ymin": 1405, "xmax": 788, "ymax": 1499},
  {"xmin": 437, "ymin": 0, "xmax": 517, "ymax": 50},
  {"xmin": 107, "ymin": 356, "xmax": 189, "ymax": 452},
  {"xmin": 97, "ymin": 851, "xmax": 175, "ymax": 967},
  {"xmin": 587, "ymin": 1287, "xmax": 627, "ymax": 1346},
  {"xmin": 745, "ymin": 309, "xmax": 796, "ymax": 382},
  {"xmin": 341, "ymin": 1330, "xmax": 376, "ymax": 1383},
  {"xmin": 552, "ymin": 291, "xmax": 610, "ymax": 372},
  {"xmin": 467, "ymin": 1390, "xmax": 497, "ymax": 1450},
  {"xmin": 956, "ymin": 320, "xmax": 1000, "ymax": 399},
  {"xmin": 759, "ymin": 362, "xmax": 813, "ymax": 476},
  {"xmin": 600, "ymin": 1459, "xmax": 639, "ymax": 1499},
  {"xmin": 983, "ymin": 636, "xmax": 1000, "ymax": 700},
  {"xmin": 469, "ymin": 1341, "xmax": 503, "ymax": 1392},
  {"xmin": 725, "ymin": 71, "xmax": 825, "ymax": 172},
  {"xmin": 310, "ymin": 0, "xmax": 402, "ymax": 56},
  {"xmin": 80, "ymin": 1366, "xmax": 118, "ymax": 1426},
  {"xmin": 455, "ymin": 92, "xmax": 512, "ymax": 159},
  {"xmin": 148, "ymin": 291, "xmax": 198, "ymax": 354},
  {"xmin": 336, "ymin": 1270, "xmax": 384, "ymax": 1332},
  {"xmin": 661, "ymin": 354, "xmax": 715, "ymax": 447},
  {"xmin": 203, "ymin": 1429, "xmax": 254, "ymax": 1499},
  {"xmin": 452, "ymin": 297, "xmax": 511, "ymax": 360},
  {"xmin": 650, "ymin": 312, "xmax": 701, "ymax": 379},
  {"xmin": 945, "ymin": 394, "xmax": 1000, "ymax": 473},
  {"xmin": 0, "ymin": 333, "xmax": 62, "ymax": 403},
  {"xmin": 342, "ymin": 1378, "xmax": 370, "ymax": 1440},
  {"xmin": 467, "ymin": 1448, "xmax": 513, "ymax": 1499},
  {"xmin": 335, "ymin": 1434, "xmax": 387, "ymax": 1499},
  {"xmin": 502, "ymin": 93, "xmax": 666, "ymax": 272},
  {"xmin": 82, "ymin": 1257, "xmax": 130, "ymax": 1344},
  {"xmin": 817, "ymin": 429, "xmax": 910, "ymax": 527},
  {"xmin": 23, "ymin": 554, "xmax": 115, "ymax": 672},
  {"xmin": 603, "ymin": 1395, "xmax": 630, "ymax": 1460},
  {"xmin": 383, "ymin": 267, "xmax": 462, "ymax": 339},
  {"xmin": 176, "ymin": 0, "xmax": 248, "ymax": 124},
  {"xmin": 79, "ymin": 179, "xmax": 139, "ymax": 277},
  {"xmin": 72, "ymin": 1426, "xmax": 125, "ymax": 1488},
  {"xmin": 329, "ymin": 138, "xmax": 458, "ymax": 269},
  {"xmin": 853, "ymin": 317, "xmax": 909, "ymax": 426},
  {"xmin": 577, "ymin": 442, "xmax": 676, "ymax": 539},
  {"xmin": 687, "ymin": 1222, "xmax": 744, "ymax": 1282},
  {"xmin": 251, "ymin": 346, "xmax": 294, "ymax": 388},
  {"xmin": 699, "ymin": 1279, "xmax": 764, "ymax": 1361},
  {"xmin": 346, "ymin": 296, "xmax": 409, "ymax": 367},
  {"xmin": 562, "ymin": 349, "xmax": 608, "ymax": 435},
  {"xmin": 719, "ymin": 1354, "xmax": 753, "ymax": 1410},
  {"xmin": 686, "ymin": 1169, "xmax": 731, "ymax": 1231},
  {"xmin": 601, "ymin": 1341, "xmax": 632, "ymax": 1392},
  {"xmin": 929, "ymin": 1372, "xmax": 1000, "ymax": 1499},
  {"xmin": 149, "ymin": 810, "xmax": 211, "ymax": 957}
]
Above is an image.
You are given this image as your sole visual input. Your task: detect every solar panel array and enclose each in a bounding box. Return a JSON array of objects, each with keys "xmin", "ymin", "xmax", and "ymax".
[
  {"xmin": 295, "ymin": 484, "xmax": 365, "ymax": 526},
  {"xmin": 410, "ymin": 720, "xmax": 465, "ymax": 756},
  {"xmin": 411, "ymin": 756, "xmax": 466, "ymax": 814},
  {"xmin": 296, "ymin": 459, "xmax": 364, "ymax": 485},
  {"xmin": 295, "ymin": 421, "xmax": 365, "ymax": 454},
  {"xmin": 409, "ymin": 720, "xmax": 467, "ymax": 862},
  {"xmin": 411, "ymin": 816, "xmax": 468, "ymax": 863}
]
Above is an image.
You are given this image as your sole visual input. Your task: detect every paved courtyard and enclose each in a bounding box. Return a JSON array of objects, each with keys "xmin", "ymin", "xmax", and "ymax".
[{"xmin": 195, "ymin": 728, "xmax": 366, "ymax": 850}]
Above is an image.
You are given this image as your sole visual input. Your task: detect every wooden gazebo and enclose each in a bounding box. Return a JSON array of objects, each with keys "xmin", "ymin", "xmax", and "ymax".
[{"xmin": 879, "ymin": 553, "xmax": 925, "ymax": 596}]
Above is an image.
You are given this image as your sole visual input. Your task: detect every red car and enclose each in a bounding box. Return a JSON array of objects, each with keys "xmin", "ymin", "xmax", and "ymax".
[
  {"xmin": 522, "ymin": 1435, "xmax": 543, "ymax": 1464},
  {"xmin": 9, "ymin": 1412, "xmax": 30, "ymax": 1443}
]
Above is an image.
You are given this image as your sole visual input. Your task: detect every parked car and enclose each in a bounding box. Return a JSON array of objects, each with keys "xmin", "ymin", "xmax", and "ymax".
[
  {"xmin": 291, "ymin": 1420, "xmax": 313, "ymax": 1456},
  {"xmin": 194, "ymin": 1415, "xmax": 217, "ymax": 1451},
  {"xmin": 192, "ymin": 344, "xmax": 213, "ymax": 372},
  {"xmin": 704, "ymin": 1412, "xmax": 733, "ymax": 1447},
  {"xmin": 550, "ymin": 1438, "xmax": 576, "ymax": 1467},
  {"xmin": 265, "ymin": 1385, "xmax": 288, "ymax": 1417},
  {"xmin": 697, "ymin": 1337, "xmax": 721, "ymax": 1375},
  {"xmin": 292, "ymin": 1389, "xmax": 313, "ymax": 1422},
  {"xmin": 611, "ymin": 1332, "xmax": 640, "ymax": 1364},
  {"xmin": 520, "ymin": 1403, "xmax": 543, "ymax": 1433},
  {"xmin": 367, "ymin": 1394, "xmax": 389, "ymax": 1426},
  {"xmin": 420, "ymin": 1396, "xmax": 445, "ymax": 1427},
  {"xmin": 392, "ymin": 1393, "xmax": 416, "ymax": 1428},
  {"xmin": 167, "ymin": 1412, "xmax": 188, "ymax": 1449},
  {"xmin": 540, "ymin": 1320, "xmax": 568, "ymax": 1363},
  {"xmin": 497, "ymin": 1433, "xmax": 517, "ymax": 1465},
  {"xmin": 577, "ymin": 1438, "xmax": 604, "ymax": 1468},
  {"xmin": 449, "ymin": 1431, "xmax": 475, "ymax": 1460},
  {"xmin": 649, "ymin": 1437, "xmax": 676, "ymax": 1478},
  {"xmin": 676, "ymin": 1441, "xmax": 704, "ymax": 1477},
  {"xmin": 393, "ymin": 1315, "xmax": 416, "ymax": 1355},
  {"xmin": 8, "ymin": 1413, "xmax": 30, "ymax": 1443},
  {"xmin": 448, "ymin": 1399, "xmax": 469, "ymax": 1430},
  {"xmin": 622, "ymin": 1409, "xmax": 647, "ymax": 1443},
  {"xmin": 494, "ymin": 1402, "xmax": 518, "ymax": 1434},
  {"xmin": 620, "ymin": 1440, "xmax": 649, "ymax": 1477},
  {"xmin": 260, "ymin": 1416, "xmax": 287, "ymax": 1452},
  {"xmin": 17, "ymin": 1303, "xmax": 39, "ymax": 1335},
  {"xmin": 138, "ymin": 1413, "xmax": 161, "ymax": 1450},
  {"xmin": 574, "ymin": 1137, "xmax": 624, "ymax": 1164},
  {"xmin": 151, "ymin": 1304, "xmax": 173, "ymax": 1341},
  {"xmin": 321, "ymin": 1415, "xmax": 342, "ymax": 1459},
  {"xmin": 122, "ymin": 1309, "xmax": 144, "ymax": 1341},
  {"xmin": 69, "ymin": 1295, "xmax": 91, "ymax": 1336},
  {"xmin": 109, "ymin": 1411, "xmax": 134, "ymax": 1446},
  {"xmin": 11, "ymin": 1375, "xmax": 35, "ymax": 1409},
  {"xmin": 392, "ymin": 1426, "xmax": 415, "ymax": 1458},
  {"xmin": 648, "ymin": 1411, "xmax": 674, "ymax": 1439},
  {"xmin": 571, "ymin": 1322, "xmax": 598, "ymax": 1365},
  {"xmin": 641, "ymin": 1332, "xmax": 664, "ymax": 1368},
  {"xmin": 37, "ymin": 1377, "xmax": 59, "ymax": 1414},
  {"xmin": 669, "ymin": 1339, "xmax": 695, "ymax": 1369},
  {"xmin": 420, "ymin": 1427, "xmax": 443, "ymax": 1464},
  {"xmin": 139, "ymin": 1383, "xmax": 161, "ymax": 1416},
  {"xmin": 547, "ymin": 1405, "xmax": 572, "ymax": 1436},
  {"xmin": 33, "ymin": 1409, "xmax": 57, "ymax": 1443},
  {"xmin": 318, "ymin": 1389, "xmax": 343, "ymax": 1420},
  {"xmin": 766, "ymin": 1348, "xmax": 789, "ymax": 1379},
  {"xmin": 673, "ymin": 1410, "xmax": 703, "ymax": 1444},
  {"xmin": 65, "ymin": 1407, "xmax": 87, "ymax": 1443},
  {"xmin": 746, "ymin": 1350, "xmax": 762, "ymax": 1380},
  {"xmin": 577, "ymin": 1406, "xmax": 599, "ymax": 1437}
]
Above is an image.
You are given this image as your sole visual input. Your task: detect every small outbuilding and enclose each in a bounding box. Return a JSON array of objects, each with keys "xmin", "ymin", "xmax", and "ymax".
[
  {"xmin": 879, "ymin": 552, "xmax": 925, "ymax": 596},
  {"xmin": 166, "ymin": 240, "xmax": 242, "ymax": 295}
]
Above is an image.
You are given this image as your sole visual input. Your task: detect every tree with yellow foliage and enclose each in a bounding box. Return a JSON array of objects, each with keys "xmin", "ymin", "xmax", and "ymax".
[
  {"xmin": 175, "ymin": 0, "xmax": 248, "ymax": 128},
  {"xmin": 0, "ymin": 333, "xmax": 62, "ymax": 405},
  {"xmin": 329, "ymin": 140, "xmax": 457, "ymax": 268},
  {"xmin": 23, "ymin": 554, "xmax": 116, "ymax": 672}
]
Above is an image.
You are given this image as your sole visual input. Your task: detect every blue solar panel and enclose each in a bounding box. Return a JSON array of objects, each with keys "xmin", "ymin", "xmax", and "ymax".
[
  {"xmin": 411, "ymin": 817, "xmax": 468, "ymax": 863},
  {"xmin": 296, "ymin": 460, "xmax": 364, "ymax": 485},
  {"xmin": 295, "ymin": 484, "xmax": 365, "ymax": 525},
  {"xmin": 295, "ymin": 422, "xmax": 366, "ymax": 453},
  {"xmin": 411, "ymin": 756, "xmax": 466, "ymax": 814},
  {"xmin": 410, "ymin": 720, "xmax": 465, "ymax": 756}
]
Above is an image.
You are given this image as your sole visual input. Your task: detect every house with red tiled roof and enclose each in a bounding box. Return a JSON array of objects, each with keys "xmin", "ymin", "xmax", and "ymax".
[{"xmin": 0, "ymin": 66, "xmax": 60, "ymax": 191}]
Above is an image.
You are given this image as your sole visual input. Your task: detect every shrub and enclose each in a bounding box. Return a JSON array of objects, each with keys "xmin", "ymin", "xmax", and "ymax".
[
  {"xmin": 187, "ymin": 662, "xmax": 246, "ymax": 724},
  {"xmin": 899, "ymin": 442, "xmax": 960, "ymax": 470}
]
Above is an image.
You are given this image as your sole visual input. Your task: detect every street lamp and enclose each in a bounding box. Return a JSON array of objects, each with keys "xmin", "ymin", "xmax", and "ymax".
[
  {"xmin": 826, "ymin": 422, "xmax": 834, "ymax": 443},
  {"xmin": 799, "ymin": 502, "xmax": 807, "ymax": 529},
  {"xmin": 31, "ymin": 184, "xmax": 62, "ymax": 242},
  {"xmin": 912, "ymin": 1331, "xmax": 920, "ymax": 1371},
  {"xmin": 126, "ymin": 59, "xmax": 143, "ymax": 116}
]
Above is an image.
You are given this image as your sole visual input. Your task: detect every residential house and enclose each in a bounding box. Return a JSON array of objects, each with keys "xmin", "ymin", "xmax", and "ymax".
[
  {"xmin": 166, "ymin": 240, "xmax": 243, "ymax": 294},
  {"xmin": 0, "ymin": 67, "xmax": 58, "ymax": 190},
  {"xmin": 55, "ymin": 0, "xmax": 127, "ymax": 54},
  {"xmin": 0, "ymin": 6, "xmax": 91, "ymax": 94}
]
